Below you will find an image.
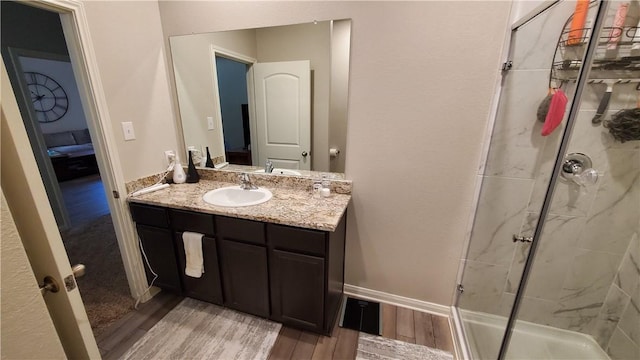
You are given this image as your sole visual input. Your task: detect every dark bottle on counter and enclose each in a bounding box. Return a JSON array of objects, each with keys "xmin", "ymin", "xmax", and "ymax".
[
  {"xmin": 186, "ymin": 150, "xmax": 200, "ymax": 183},
  {"xmin": 205, "ymin": 146, "xmax": 215, "ymax": 168}
]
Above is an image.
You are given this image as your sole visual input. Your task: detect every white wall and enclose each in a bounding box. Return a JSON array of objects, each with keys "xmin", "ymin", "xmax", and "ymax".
[
  {"xmin": 82, "ymin": 0, "xmax": 179, "ymax": 181},
  {"xmin": 329, "ymin": 19, "xmax": 351, "ymax": 173},
  {"xmin": 158, "ymin": 1, "xmax": 511, "ymax": 306}
]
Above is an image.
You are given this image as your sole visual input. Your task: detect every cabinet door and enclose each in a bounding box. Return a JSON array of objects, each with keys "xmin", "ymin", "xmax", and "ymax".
[
  {"xmin": 136, "ymin": 224, "xmax": 181, "ymax": 293},
  {"xmin": 219, "ymin": 240, "xmax": 269, "ymax": 317},
  {"xmin": 175, "ymin": 233, "xmax": 223, "ymax": 305},
  {"xmin": 270, "ymin": 249, "xmax": 325, "ymax": 332}
]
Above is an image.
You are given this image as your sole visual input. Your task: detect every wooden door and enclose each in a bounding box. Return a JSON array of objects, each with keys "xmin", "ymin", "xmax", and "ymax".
[
  {"xmin": 1, "ymin": 58, "xmax": 100, "ymax": 358},
  {"xmin": 1, "ymin": 190, "xmax": 67, "ymax": 359},
  {"xmin": 254, "ymin": 60, "xmax": 311, "ymax": 170}
]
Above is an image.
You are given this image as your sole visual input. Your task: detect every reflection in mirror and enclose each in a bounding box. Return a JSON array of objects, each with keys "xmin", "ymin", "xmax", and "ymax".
[{"xmin": 169, "ymin": 19, "xmax": 351, "ymax": 177}]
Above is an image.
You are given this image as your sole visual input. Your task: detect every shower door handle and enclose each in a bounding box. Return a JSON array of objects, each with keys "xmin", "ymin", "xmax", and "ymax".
[{"xmin": 513, "ymin": 234, "xmax": 533, "ymax": 243}]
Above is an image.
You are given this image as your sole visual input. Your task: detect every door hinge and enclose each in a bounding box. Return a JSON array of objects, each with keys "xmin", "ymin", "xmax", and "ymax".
[
  {"xmin": 502, "ymin": 60, "xmax": 513, "ymax": 71},
  {"xmin": 112, "ymin": 190, "xmax": 120, "ymax": 199},
  {"xmin": 457, "ymin": 284, "xmax": 464, "ymax": 293}
]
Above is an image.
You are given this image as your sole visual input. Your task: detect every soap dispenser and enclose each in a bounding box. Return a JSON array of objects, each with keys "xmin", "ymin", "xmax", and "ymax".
[
  {"xmin": 205, "ymin": 146, "xmax": 215, "ymax": 168},
  {"xmin": 172, "ymin": 156, "xmax": 187, "ymax": 184},
  {"xmin": 186, "ymin": 150, "xmax": 200, "ymax": 183}
]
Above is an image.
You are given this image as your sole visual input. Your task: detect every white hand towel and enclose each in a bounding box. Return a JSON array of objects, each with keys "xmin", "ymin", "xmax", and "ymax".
[{"xmin": 183, "ymin": 231, "xmax": 204, "ymax": 278}]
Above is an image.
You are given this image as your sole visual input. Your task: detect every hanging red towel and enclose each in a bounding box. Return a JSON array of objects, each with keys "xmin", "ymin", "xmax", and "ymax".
[{"xmin": 541, "ymin": 88, "xmax": 568, "ymax": 136}]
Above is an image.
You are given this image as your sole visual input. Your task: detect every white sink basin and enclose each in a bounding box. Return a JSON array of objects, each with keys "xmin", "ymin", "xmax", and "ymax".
[
  {"xmin": 254, "ymin": 168, "xmax": 302, "ymax": 176},
  {"xmin": 202, "ymin": 186, "xmax": 272, "ymax": 207}
]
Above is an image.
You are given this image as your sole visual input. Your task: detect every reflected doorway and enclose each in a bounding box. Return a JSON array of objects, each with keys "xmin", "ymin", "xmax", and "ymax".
[{"xmin": 215, "ymin": 56, "xmax": 252, "ymax": 165}]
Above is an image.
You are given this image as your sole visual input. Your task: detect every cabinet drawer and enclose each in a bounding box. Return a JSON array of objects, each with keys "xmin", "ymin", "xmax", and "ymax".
[
  {"xmin": 216, "ymin": 216, "xmax": 265, "ymax": 245},
  {"xmin": 268, "ymin": 224, "xmax": 326, "ymax": 256},
  {"xmin": 130, "ymin": 203, "xmax": 169, "ymax": 228},
  {"xmin": 169, "ymin": 209, "xmax": 215, "ymax": 235}
]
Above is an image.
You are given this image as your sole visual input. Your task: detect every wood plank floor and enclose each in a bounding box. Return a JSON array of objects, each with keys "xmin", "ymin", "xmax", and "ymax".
[
  {"xmin": 268, "ymin": 302, "xmax": 455, "ymax": 360},
  {"xmin": 59, "ymin": 174, "xmax": 110, "ymax": 227},
  {"xmin": 97, "ymin": 293, "xmax": 456, "ymax": 360},
  {"xmin": 96, "ymin": 291, "xmax": 184, "ymax": 359}
]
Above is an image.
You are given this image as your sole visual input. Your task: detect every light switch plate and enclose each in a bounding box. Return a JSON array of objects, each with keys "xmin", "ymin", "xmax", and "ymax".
[
  {"xmin": 121, "ymin": 122, "xmax": 135, "ymax": 141},
  {"xmin": 207, "ymin": 116, "xmax": 214, "ymax": 130}
]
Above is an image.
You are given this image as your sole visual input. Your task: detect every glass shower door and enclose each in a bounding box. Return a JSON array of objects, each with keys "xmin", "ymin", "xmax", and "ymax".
[
  {"xmin": 454, "ymin": 1, "xmax": 598, "ymax": 359},
  {"xmin": 509, "ymin": 0, "xmax": 640, "ymax": 358}
]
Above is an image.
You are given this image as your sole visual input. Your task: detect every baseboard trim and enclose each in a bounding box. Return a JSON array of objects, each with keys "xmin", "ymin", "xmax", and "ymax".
[{"xmin": 343, "ymin": 284, "xmax": 451, "ymax": 317}]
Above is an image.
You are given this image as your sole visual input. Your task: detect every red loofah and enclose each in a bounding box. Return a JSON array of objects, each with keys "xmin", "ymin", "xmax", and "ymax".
[{"xmin": 541, "ymin": 88, "xmax": 568, "ymax": 136}]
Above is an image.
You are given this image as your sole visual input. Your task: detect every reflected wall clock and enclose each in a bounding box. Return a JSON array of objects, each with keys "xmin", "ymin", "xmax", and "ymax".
[{"xmin": 24, "ymin": 71, "xmax": 69, "ymax": 123}]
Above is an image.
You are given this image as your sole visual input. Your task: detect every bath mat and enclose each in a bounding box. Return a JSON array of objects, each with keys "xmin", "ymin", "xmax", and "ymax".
[
  {"xmin": 121, "ymin": 298, "xmax": 281, "ymax": 359},
  {"xmin": 340, "ymin": 297, "xmax": 381, "ymax": 335},
  {"xmin": 356, "ymin": 333, "xmax": 454, "ymax": 360}
]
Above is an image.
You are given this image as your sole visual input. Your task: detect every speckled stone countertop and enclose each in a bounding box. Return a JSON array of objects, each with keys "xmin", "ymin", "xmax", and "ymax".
[{"xmin": 127, "ymin": 171, "xmax": 351, "ymax": 232}]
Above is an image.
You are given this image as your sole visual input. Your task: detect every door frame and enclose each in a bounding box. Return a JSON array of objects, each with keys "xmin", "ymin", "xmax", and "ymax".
[
  {"xmin": 14, "ymin": 0, "xmax": 150, "ymax": 303},
  {"xmin": 209, "ymin": 45, "xmax": 258, "ymax": 165}
]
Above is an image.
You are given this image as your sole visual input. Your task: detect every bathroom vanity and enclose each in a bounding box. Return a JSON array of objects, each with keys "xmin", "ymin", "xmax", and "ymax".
[{"xmin": 127, "ymin": 172, "xmax": 350, "ymax": 335}]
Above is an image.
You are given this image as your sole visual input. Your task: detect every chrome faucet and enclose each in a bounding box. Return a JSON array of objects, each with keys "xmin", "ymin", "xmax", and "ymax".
[
  {"xmin": 239, "ymin": 173, "xmax": 257, "ymax": 190},
  {"xmin": 265, "ymin": 160, "xmax": 274, "ymax": 174}
]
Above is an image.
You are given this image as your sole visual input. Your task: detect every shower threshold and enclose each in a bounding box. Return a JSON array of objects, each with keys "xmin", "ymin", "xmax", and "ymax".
[{"xmin": 458, "ymin": 310, "xmax": 609, "ymax": 360}]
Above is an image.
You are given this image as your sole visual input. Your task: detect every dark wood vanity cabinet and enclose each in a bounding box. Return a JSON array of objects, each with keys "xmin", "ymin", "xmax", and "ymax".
[
  {"xmin": 216, "ymin": 216, "xmax": 270, "ymax": 318},
  {"xmin": 129, "ymin": 204, "xmax": 181, "ymax": 293},
  {"xmin": 170, "ymin": 209, "xmax": 223, "ymax": 305},
  {"xmin": 129, "ymin": 202, "xmax": 346, "ymax": 335},
  {"xmin": 268, "ymin": 216, "xmax": 346, "ymax": 335}
]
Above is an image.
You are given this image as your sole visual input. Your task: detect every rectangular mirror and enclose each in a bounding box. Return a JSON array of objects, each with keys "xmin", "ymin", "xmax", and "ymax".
[{"xmin": 169, "ymin": 19, "xmax": 351, "ymax": 177}]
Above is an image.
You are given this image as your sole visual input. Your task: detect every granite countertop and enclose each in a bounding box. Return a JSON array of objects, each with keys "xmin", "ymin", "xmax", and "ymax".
[{"xmin": 127, "ymin": 179, "xmax": 351, "ymax": 232}]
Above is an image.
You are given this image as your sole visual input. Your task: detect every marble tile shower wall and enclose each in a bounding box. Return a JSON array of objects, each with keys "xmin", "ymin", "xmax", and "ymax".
[{"xmin": 459, "ymin": 1, "xmax": 639, "ymax": 356}]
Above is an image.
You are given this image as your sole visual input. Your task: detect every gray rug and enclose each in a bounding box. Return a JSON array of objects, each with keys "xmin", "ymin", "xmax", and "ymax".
[
  {"xmin": 356, "ymin": 333, "xmax": 454, "ymax": 360},
  {"xmin": 121, "ymin": 298, "xmax": 281, "ymax": 360}
]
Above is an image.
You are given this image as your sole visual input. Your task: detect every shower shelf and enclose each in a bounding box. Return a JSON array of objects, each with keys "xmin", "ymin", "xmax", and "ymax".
[{"xmin": 551, "ymin": 26, "xmax": 640, "ymax": 82}]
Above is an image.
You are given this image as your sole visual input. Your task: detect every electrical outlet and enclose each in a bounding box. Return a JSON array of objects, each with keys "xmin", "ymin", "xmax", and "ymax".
[{"xmin": 164, "ymin": 150, "xmax": 175, "ymax": 166}]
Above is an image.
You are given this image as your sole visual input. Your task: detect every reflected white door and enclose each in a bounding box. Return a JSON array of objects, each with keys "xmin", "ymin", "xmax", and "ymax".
[
  {"xmin": 254, "ymin": 61, "xmax": 310, "ymax": 170},
  {"xmin": 1, "ymin": 59, "xmax": 100, "ymax": 359}
]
